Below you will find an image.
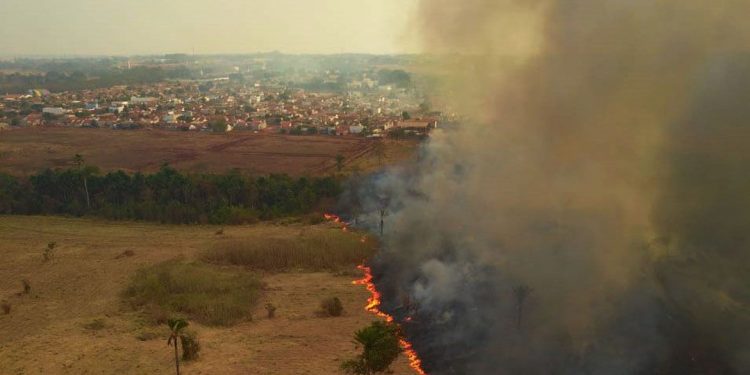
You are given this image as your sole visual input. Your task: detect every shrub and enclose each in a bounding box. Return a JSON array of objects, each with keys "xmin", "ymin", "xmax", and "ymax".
[
  {"xmin": 1, "ymin": 301, "xmax": 10, "ymax": 314},
  {"xmin": 341, "ymin": 322, "xmax": 401, "ymax": 374},
  {"xmin": 202, "ymin": 230, "xmax": 375, "ymax": 271},
  {"xmin": 123, "ymin": 261, "xmax": 263, "ymax": 326},
  {"xmin": 180, "ymin": 330, "xmax": 201, "ymax": 361},
  {"xmin": 320, "ymin": 297, "xmax": 344, "ymax": 317},
  {"xmin": 83, "ymin": 318, "xmax": 107, "ymax": 331}
]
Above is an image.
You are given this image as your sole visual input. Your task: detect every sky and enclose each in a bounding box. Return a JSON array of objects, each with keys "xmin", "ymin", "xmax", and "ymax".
[{"xmin": 0, "ymin": 0, "xmax": 418, "ymax": 56}]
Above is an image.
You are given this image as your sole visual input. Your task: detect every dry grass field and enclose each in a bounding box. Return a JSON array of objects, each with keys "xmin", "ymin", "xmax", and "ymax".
[
  {"xmin": 0, "ymin": 127, "xmax": 419, "ymax": 176},
  {"xmin": 0, "ymin": 216, "xmax": 413, "ymax": 374}
]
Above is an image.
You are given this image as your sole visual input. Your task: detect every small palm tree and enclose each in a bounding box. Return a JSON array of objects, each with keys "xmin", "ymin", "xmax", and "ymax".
[{"xmin": 167, "ymin": 318, "xmax": 189, "ymax": 375}]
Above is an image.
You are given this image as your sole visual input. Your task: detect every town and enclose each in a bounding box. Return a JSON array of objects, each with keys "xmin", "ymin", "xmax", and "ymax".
[{"xmin": 0, "ymin": 55, "xmax": 441, "ymax": 138}]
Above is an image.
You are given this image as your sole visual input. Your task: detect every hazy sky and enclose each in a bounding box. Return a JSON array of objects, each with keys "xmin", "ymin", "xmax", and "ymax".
[{"xmin": 0, "ymin": 0, "xmax": 418, "ymax": 56}]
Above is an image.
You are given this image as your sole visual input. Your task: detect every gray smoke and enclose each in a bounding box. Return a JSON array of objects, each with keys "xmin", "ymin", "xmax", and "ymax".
[{"xmin": 352, "ymin": 1, "xmax": 750, "ymax": 373}]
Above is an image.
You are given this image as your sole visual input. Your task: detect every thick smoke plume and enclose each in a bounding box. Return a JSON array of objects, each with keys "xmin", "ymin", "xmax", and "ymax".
[{"xmin": 357, "ymin": 1, "xmax": 750, "ymax": 373}]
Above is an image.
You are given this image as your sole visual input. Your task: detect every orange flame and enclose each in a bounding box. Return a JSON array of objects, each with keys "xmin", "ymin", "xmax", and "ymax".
[
  {"xmin": 323, "ymin": 213, "xmax": 350, "ymax": 233},
  {"xmin": 323, "ymin": 213, "xmax": 342, "ymax": 223},
  {"xmin": 354, "ymin": 264, "xmax": 427, "ymax": 375}
]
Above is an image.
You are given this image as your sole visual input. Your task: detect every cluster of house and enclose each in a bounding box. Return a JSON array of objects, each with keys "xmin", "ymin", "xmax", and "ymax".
[{"xmin": 0, "ymin": 80, "xmax": 440, "ymax": 137}]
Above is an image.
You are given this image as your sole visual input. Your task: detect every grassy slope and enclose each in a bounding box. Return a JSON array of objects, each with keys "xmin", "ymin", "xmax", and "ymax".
[{"xmin": 0, "ymin": 216, "xmax": 411, "ymax": 374}]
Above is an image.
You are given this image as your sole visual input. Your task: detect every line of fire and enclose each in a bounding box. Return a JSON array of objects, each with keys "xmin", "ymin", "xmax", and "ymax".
[{"xmin": 323, "ymin": 213, "xmax": 427, "ymax": 375}]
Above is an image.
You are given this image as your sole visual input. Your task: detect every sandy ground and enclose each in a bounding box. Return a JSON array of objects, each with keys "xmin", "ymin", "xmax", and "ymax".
[
  {"xmin": 0, "ymin": 216, "xmax": 413, "ymax": 375},
  {"xmin": 0, "ymin": 127, "xmax": 418, "ymax": 176}
]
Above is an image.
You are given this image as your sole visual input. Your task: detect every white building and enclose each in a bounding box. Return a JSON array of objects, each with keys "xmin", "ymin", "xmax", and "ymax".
[
  {"xmin": 130, "ymin": 96, "xmax": 158, "ymax": 105},
  {"xmin": 42, "ymin": 107, "xmax": 66, "ymax": 116}
]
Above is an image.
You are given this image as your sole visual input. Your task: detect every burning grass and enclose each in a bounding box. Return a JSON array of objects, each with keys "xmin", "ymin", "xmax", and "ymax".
[
  {"xmin": 201, "ymin": 229, "xmax": 376, "ymax": 271},
  {"xmin": 123, "ymin": 261, "xmax": 262, "ymax": 326}
]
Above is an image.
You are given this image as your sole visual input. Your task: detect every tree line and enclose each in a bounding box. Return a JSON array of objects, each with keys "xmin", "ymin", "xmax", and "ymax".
[
  {"xmin": 0, "ymin": 164, "xmax": 341, "ymax": 224},
  {"xmin": 0, "ymin": 66, "xmax": 192, "ymax": 94}
]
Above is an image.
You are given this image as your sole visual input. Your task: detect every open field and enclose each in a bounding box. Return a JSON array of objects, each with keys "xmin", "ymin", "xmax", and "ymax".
[
  {"xmin": 0, "ymin": 216, "xmax": 412, "ymax": 374},
  {"xmin": 0, "ymin": 127, "xmax": 419, "ymax": 176}
]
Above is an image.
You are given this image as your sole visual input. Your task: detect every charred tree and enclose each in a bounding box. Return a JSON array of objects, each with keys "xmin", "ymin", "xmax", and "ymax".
[{"xmin": 512, "ymin": 284, "xmax": 532, "ymax": 329}]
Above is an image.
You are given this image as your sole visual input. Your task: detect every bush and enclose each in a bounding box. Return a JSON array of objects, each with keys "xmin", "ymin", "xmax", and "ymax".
[
  {"xmin": 1, "ymin": 301, "xmax": 10, "ymax": 314},
  {"xmin": 201, "ymin": 230, "xmax": 375, "ymax": 271},
  {"xmin": 83, "ymin": 318, "xmax": 107, "ymax": 331},
  {"xmin": 342, "ymin": 322, "xmax": 401, "ymax": 374},
  {"xmin": 123, "ymin": 261, "xmax": 263, "ymax": 326},
  {"xmin": 180, "ymin": 330, "xmax": 201, "ymax": 361},
  {"xmin": 320, "ymin": 297, "xmax": 344, "ymax": 317}
]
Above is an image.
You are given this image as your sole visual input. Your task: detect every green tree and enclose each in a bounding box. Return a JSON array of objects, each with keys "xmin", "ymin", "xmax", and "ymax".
[
  {"xmin": 210, "ymin": 119, "xmax": 228, "ymax": 133},
  {"xmin": 167, "ymin": 318, "xmax": 189, "ymax": 375},
  {"xmin": 342, "ymin": 321, "xmax": 401, "ymax": 375},
  {"xmin": 42, "ymin": 112, "xmax": 56, "ymax": 121},
  {"xmin": 401, "ymin": 111, "xmax": 411, "ymax": 120}
]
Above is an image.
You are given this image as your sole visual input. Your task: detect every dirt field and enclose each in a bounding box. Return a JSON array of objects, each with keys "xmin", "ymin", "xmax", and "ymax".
[
  {"xmin": 0, "ymin": 216, "xmax": 413, "ymax": 375},
  {"xmin": 0, "ymin": 127, "xmax": 418, "ymax": 176}
]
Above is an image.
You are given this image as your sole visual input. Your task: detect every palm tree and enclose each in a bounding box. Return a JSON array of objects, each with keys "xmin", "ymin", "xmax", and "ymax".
[
  {"xmin": 73, "ymin": 154, "xmax": 91, "ymax": 209},
  {"xmin": 167, "ymin": 318, "xmax": 189, "ymax": 375}
]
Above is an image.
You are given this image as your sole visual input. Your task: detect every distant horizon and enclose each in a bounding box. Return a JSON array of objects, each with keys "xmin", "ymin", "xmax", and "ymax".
[
  {"xmin": 0, "ymin": 0, "xmax": 419, "ymax": 56},
  {"xmin": 0, "ymin": 51, "xmax": 422, "ymax": 60}
]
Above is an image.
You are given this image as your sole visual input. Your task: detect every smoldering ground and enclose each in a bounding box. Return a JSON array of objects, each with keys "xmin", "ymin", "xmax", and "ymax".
[{"xmin": 348, "ymin": 0, "xmax": 750, "ymax": 373}]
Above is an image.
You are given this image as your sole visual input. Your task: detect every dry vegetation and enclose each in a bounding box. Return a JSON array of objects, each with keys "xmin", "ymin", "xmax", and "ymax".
[
  {"xmin": 0, "ymin": 215, "xmax": 412, "ymax": 374},
  {"xmin": 124, "ymin": 261, "xmax": 264, "ymax": 326},
  {"xmin": 0, "ymin": 127, "xmax": 418, "ymax": 176},
  {"xmin": 202, "ymin": 230, "xmax": 377, "ymax": 271}
]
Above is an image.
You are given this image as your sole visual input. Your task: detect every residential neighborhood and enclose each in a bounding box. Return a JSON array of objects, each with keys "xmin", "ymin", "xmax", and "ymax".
[{"xmin": 0, "ymin": 56, "xmax": 443, "ymax": 139}]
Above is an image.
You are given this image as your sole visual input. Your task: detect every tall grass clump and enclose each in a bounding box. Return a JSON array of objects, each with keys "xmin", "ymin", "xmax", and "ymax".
[
  {"xmin": 123, "ymin": 261, "xmax": 262, "ymax": 326},
  {"xmin": 201, "ymin": 230, "xmax": 376, "ymax": 271}
]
